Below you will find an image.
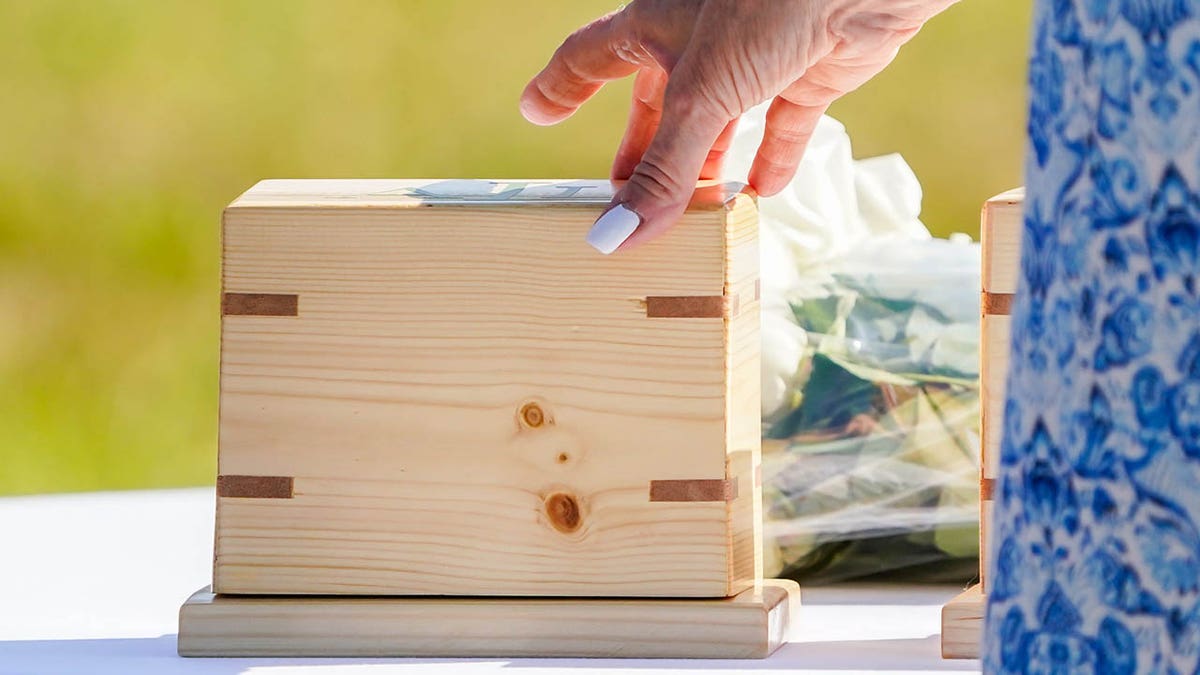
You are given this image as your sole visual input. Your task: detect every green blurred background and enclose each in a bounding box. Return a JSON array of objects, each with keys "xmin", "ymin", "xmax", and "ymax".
[{"xmin": 0, "ymin": 1, "xmax": 1031, "ymax": 495}]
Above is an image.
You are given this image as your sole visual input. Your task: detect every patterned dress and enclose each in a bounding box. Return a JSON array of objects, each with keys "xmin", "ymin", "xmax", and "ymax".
[{"xmin": 984, "ymin": 1, "xmax": 1200, "ymax": 672}]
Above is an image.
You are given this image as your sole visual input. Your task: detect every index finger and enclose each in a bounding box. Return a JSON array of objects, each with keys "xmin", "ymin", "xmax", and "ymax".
[{"xmin": 519, "ymin": 10, "xmax": 643, "ymax": 126}]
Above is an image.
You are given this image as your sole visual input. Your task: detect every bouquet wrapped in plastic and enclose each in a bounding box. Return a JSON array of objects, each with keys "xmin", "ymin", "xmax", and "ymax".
[{"xmin": 724, "ymin": 107, "xmax": 981, "ymax": 583}]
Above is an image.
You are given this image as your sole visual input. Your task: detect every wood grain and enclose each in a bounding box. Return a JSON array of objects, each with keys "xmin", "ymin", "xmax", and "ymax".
[
  {"xmin": 215, "ymin": 179, "xmax": 761, "ymax": 597},
  {"xmin": 978, "ymin": 190, "xmax": 1021, "ymax": 596},
  {"xmin": 980, "ymin": 188, "xmax": 1023, "ymax": 295},
  {"xmin": 941, "ymin": 584, "xmax": 983, "ymax": 659},
  {"xmin": 981, "ymin": 314, "xmax": 1011, "ymax": 482},
  {"xmin": 981, "ymin": 498, "xmax": 995, "ymax": 591},
  {"xmin": 979, "ymin": 309, "xmax": 1011, "ymax": 594},
  {"xmin": 178, "ymin": 579, "xmax": 799, "ymax": 659},
  {"xmin": 724, "ymin": 195, "xmax": 763, "ymax": 588}
]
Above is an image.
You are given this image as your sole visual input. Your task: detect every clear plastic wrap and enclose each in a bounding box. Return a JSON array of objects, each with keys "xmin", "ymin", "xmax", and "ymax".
[
  {"xmin": 761, "ymin": 237, "xmax": 981, "ymax": 583},
  {"xmin": 723, "ymin": 105, "xmax": 982, "ymax": 583}
]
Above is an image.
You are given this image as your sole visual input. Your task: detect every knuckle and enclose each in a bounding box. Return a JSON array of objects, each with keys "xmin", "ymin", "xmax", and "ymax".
[
  {"xmin": 604, "ymin": 9, "xmax": 652, "ymax": 67},
  {"xmin": 758, "ymin": 157, "xmax": 797, "ymax": 174},
  {"xmin": 534, "ymin": 77, "xmax": 570, "ymax": 109},
  {"xmin": 630, "ymin": 157, "xmax": 686, "ymax": 202},
  {"xmin": 768, "ymin": 125, "xmax": 813, "ymax": 147},
  {"xmin": 665, "ymin": 76, "xmax": 737, "ymax": 127},
  {"xmin": 781, "ymin": 81, "xmax": 841, "ymax": 108},
  {"xmin": 557, "ymin": 55, "xmax": 589, "ymax": 88},
  {"xmin": 611, "ymin": 37, "xmax": 653, "ymax": 68}
]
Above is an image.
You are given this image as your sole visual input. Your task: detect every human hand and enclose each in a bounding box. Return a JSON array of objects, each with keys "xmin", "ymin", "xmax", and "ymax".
[{"xmin": 520, "ymin": 0, "xmax": 958, "ymax": 253}]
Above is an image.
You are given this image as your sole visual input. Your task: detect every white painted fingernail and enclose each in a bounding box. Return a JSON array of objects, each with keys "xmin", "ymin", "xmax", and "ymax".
[{"xmin": 586, "ymin": 204, "xmax": 641, "ymax": 254}]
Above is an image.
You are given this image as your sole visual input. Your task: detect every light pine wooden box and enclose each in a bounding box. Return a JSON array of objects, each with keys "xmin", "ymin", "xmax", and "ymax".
[
  {"xmin": 212, "ymin": 179, "xmax": 763, "ymax": 599},
  {"xmin": 941, "ymin": 187, "xmax": 1023, "ymax": 659}
]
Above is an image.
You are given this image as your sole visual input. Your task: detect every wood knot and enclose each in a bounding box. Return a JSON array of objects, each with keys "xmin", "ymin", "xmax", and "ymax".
[
  {"xmin": 543, "ymin": 492, "xmax": 581, "ymax": 533},
  {"xmin": 518, "ymin": 401, "xmax": 552, "ymax": 429}
]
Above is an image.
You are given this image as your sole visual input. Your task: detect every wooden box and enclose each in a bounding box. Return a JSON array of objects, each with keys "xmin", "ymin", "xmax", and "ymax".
[
  {"xmin": 941, "ymin": 187, "xmax": 1023, "ymax": 659},
  {"xmin": 978, "ymin": 187, "xmax": 1022, "ymax": 591},
  {"xmin": 214, "ymin": 179, "xmax": 762, "ymax": 598}
]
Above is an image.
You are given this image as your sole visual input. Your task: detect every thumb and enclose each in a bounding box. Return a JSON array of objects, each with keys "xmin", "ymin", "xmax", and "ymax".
[{"xmin": 586, "ymin": 79, "xmax": 731, "ymax": 254}]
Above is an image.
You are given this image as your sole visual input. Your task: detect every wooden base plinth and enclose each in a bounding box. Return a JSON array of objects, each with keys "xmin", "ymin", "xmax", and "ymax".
[
  {"xmin": 940, "ymin": 584, "xmax": 983, "ymax": 659},
  {"xmin": 179, "ymin": 579, "xmax": 799, "ymax": 659}
]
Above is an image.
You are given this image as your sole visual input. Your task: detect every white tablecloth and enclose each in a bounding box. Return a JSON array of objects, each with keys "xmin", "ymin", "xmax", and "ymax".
[{"xmin": 0, "ymin": 488, "xmax": 982, "ymax": 674}]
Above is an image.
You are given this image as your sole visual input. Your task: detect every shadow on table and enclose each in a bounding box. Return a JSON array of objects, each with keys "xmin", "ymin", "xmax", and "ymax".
[
  {"xmin": 513, "ymin": 636, "xmax": 979, "ymax": 671},
  {"xmin": 796, "ymin": 584, "xmax": 971, "ymax": 607},
  {"xmin": 0, "ymin": 633, "xmax": 980, "ymax": 674},
  {"xmin": 0, "ymin": 636, "xmax": 484, "ymax": 674},
  {"xmin": 0, "ymin": 636, "xmax": 242, "ymax": 674}
]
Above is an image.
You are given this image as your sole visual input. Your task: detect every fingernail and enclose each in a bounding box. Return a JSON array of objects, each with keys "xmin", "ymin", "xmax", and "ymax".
[{"xmin": 586, "ymin": 204, "xmax": 641, "ymax": 254}]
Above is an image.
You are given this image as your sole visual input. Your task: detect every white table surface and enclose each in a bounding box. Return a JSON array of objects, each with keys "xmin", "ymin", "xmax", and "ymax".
[{"xmin": 0, "ymin": 488, "xmax": 982, "ymax": 674}]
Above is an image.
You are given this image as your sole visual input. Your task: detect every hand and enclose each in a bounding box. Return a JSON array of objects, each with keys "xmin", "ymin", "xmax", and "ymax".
[{"xmin": 520, "ymin": 0, "xmax": 958, "ymax": 253}]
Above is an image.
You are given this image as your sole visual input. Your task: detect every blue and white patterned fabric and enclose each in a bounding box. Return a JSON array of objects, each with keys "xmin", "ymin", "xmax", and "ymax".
[{"xmin": 984, "ymin": 1, "xmax": 1200, "ymax": 672}]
